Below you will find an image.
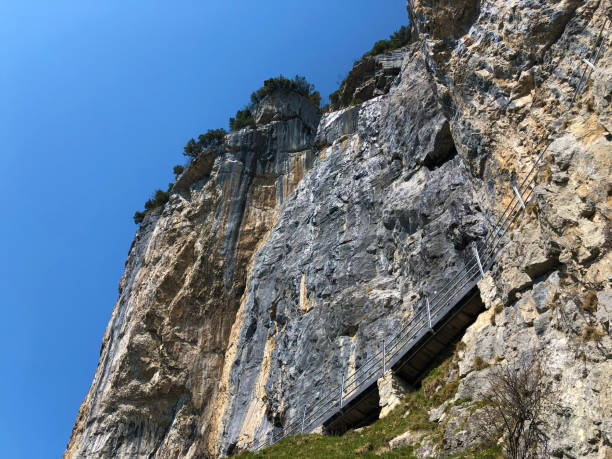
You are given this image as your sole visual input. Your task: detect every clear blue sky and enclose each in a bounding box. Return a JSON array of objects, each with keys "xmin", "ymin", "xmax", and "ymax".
[{"xmin": 0, "ymin": 1, "xmax": 407, "ymax": 457}]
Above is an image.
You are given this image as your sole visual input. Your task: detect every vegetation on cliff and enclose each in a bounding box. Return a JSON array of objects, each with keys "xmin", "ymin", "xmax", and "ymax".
[
  {"xmin": 183, "ymin": 128, "xmax": 228, "ymax": 158},
  {"xmin": 236, "ymin": 354, "xmax": 502, "ymax": 459},
  {"xmin": 132, "ymin": 128, "xmax": 226, "ymax": 223},
  {"xmin": 172, "ymin": 165, "xmax": 184, "ymax": 177},
  {"xmin": 250, "ymin": 75, "xmax": 321, "ymax": 109},
  {"xmin": 363, "ymin": 25, "xmax": 411, "ymax": 57},
  {"xmin": 328, "ymin": 25, "xmax": 410, "ymax": 110},
  {"xmin": 133, "ymin": 185, "xmax": 173, "ymax": 224},
  {"xmin": 230, "ymin": 75, "xmax": 321, "ymax": 131},
  {"xmin": 230, "ymin": 107, "xmax": 256, "ymax": 131},
  {"xmin": 133, "ymin": 75, "xmax": 320, "ymax": 224},
  {"xmin": 131, "ymin": 26, "xmax": 413, "ymax": 225}
]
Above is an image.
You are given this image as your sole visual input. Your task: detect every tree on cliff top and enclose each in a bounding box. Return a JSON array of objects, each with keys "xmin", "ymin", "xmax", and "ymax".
[
  {"xmin": 133, "ymin": 183, "xmax": 174, "ymax": 224},
  {"xmin": 136, "ymin": 76, "xmax": 321, "ymax": 224},
  {"xmin": 249, "ymin": 75, "xmax": 321, "ymax": 108},
  {"xmin": 229, "ymin": 107, "xmax": 255, "ymax": 131},
  {"xmin": 329, "ymin": 25, "xmax": 411, "ymax": 109},
  {"xmin": 183, "ymin": 128, "xmax": 227, "ymax": 158},
  {"xmin": 363, "ymin": 25, "xmax": 411, "ymax": 57}
]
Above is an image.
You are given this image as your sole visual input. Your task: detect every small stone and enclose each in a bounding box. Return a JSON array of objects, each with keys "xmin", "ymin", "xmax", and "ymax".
[
  {"xmin": 388, "ymin": 430, "xmax": 423, "ymax": 450},
  {"xmin": 353, "ymin": 442, "xmax": 373, "ymax": 454},
  {"xmin": 534, "ymin": 311, "xmax": 550, "ymax": 335},
  {"xmin": 508, "ymin": 94, "xmax": 533, "ymax": 111},
  {"xmin": 501, "ymin": 267, "xmax": 532, "ymax": 301},
  {"xmin": 429, "ymin": 400, "xmax": 450, "ymax": 422},
  {"xmin": 596, "ymin": 291, "xmax": 611, "ymax": 331}
]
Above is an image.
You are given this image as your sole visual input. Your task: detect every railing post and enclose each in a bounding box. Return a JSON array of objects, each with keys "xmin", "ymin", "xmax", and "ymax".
[
  {"xmin": 382, "ymin": 340, "xmax": 386, "ymax": 374},
  {"xmin": 511, "ymin": 183, "xmax": 526, "ymax": 210},
  {"xmin": 472, "ymin": 244, "xmax": 485, "ymax": 277},
  {"xmin": 581, "ymin": 57, "xmax": 597, "ymax": 71},
  {"xmin": 426, "ymin": 297, "xmax": 433, "ymax": 330},
  {"xmin": 301, "ymin": 405, "xmax": 306, "ymax": 433},
  {"xmin": 340, "ymin": 373, "xmax": 344, "ymax": 408}
]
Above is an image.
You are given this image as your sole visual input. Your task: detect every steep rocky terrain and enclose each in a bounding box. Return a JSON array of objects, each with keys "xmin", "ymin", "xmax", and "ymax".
[
  {"xmin": 67, "ymin": 0, "xmax": 611, "ymax": 458},
  {"xmin": 64, "ymin": 90, "xmax": 320, "ymax": 458},
  {"xmin": 329, "ymin": 48, "xmax": 406, "ymax": 108}
]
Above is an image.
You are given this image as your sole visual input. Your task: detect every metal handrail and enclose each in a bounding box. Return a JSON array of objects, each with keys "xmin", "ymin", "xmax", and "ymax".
[{"xmin": 242, "ymin": 16, "xmax": 609, "ymax": 454}]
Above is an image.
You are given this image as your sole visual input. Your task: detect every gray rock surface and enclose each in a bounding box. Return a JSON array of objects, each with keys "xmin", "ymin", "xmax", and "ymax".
[
  {"xmin": 330, "ymin": 46, "xmax": 408, "ymax": 110},
  {"xmin": 388, "ymin": 429, "xmax": 423, "ymax": 449},
  {"xmin": 254, "ymin": 89, "xmax": 320, "ymax": 132},
  {"xmin": 378, "ymin": 371, "xmax": 412, "ymax": 418},
  {"xmin": 214, "ymin": 46, "xmax": 487, "ymax": 455}
]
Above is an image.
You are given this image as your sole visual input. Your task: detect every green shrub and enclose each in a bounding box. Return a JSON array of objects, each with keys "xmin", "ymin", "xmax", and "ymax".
[
  {"xmin": 308, "ymin": 90, "xmax": 321, "ymax": 108},
  {"xmin": 134, "ymin": 183, "xmax": 174, "ymax": 224},
  {"xmin": 144, "ymin": 188, "xmax": 169, "ymax": 210},
  {"xmin": 250, "ymin": 75, "xmax": 320, "ymax": 108},
  {"xmin": 173, "ymin": 165, "xmax": 184, "ymax": 178},
  {"xmin": 328, "ymin": 25, "xmax": 411, "ymax": 109},
  {"xmin": 183, "ymin": 138, "xmax": 199, "ymax": 157},
  {"xmin": 133, "ymin": 211, "xmax": 145, "ymax": 224},
  {"xmin": 198, "ymin": 129, "xmax": 226, "ymax": 149},
  {"xmin": 229, "ymin": 107, "xmax": 255, "ymax": 131},
  {"xmin": 147, "ymin": 189, "xmax": 167, "ymax": 210},
  {"xmin": 363, "ymin": 25, "xmax": 411, "ymax": 57},
  {"xmin": 329, "ymin": 88, "xmax": 341, "ymax": 107},
  {"xmin": 183, "ymin": 128, "xmax": 227, "ymax": 158}
]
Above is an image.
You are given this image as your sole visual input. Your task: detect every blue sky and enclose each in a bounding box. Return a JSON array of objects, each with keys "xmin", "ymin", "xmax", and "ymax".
[{"xmin": 0, "ymin": 1, "xmax": 407, "ymax": 457}]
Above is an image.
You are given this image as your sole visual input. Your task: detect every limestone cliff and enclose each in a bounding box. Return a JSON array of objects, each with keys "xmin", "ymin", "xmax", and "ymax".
[
  {"xmin": 66, "ymin": 1, "xmax": 611, "ymax": 458},
  {"xmin": 64, "ymin": 90, "xmax": 319, "ymax": 458}
]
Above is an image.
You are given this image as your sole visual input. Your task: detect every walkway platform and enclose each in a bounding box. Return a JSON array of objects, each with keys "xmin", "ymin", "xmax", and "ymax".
[{"xmin": 323, "ymin": 286, "xmax": 484, "ymax": 434}]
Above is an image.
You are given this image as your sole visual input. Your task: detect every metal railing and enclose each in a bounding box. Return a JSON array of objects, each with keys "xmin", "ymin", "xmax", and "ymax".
[{"xmin": 241, "ymin": 14, "xmax": 609, "ymax": 455}]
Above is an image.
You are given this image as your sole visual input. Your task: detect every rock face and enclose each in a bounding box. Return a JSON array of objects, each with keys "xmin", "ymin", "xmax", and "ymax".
[
  {"xmin": 64, "ymin": 93, "xmax": 319, "ymax": 458},
  {"xmin": 330, "ymin": 48, "xmax": 407, "ymax": 109},
  {"xmin": 378, "ymin": 371, "xmax": 411, "ymax": 419},
  {"xmin": 213, "ymin": 47, "xmax": 488, "ymax": 456},
  {"xmin": 400, "ymin": 0, "xmax": 612, "ymax": 457},
  {"xmin": 66, "ymin": 0, "xmax": 611, "ymax": 458}
]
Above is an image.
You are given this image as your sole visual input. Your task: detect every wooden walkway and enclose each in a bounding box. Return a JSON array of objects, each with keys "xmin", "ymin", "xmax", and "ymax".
[{"xmin": 323, "ymin": 286, "xmax": 484, "ymax": 434}]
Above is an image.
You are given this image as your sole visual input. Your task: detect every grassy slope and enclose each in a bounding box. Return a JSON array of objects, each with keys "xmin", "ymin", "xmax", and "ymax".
[{"xmin": 236, "ymin": 356, "xmax": 502, "ymax": 458}]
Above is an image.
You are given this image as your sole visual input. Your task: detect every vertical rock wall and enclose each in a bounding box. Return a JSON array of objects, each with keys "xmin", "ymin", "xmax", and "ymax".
[
  {"xmin": 213, "ymin": 47, "xmax": 489, "ymax": 455},
  {"xmin": 64, "ymin": 93, "xmax": 320, "ymax": 458},
  {"xmin": 404, "ymin": 0, "xmax": 612, "ymax": 457}
]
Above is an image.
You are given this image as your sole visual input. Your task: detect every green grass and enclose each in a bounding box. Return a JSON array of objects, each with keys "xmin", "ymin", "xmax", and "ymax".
[{"xmin": 235, "ymin": 356, "xmax": 501, "ymax": 458}]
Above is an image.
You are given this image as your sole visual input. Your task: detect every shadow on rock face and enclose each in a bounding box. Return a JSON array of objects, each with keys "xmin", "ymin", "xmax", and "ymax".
[{"xmin": 424, "ymin": 121, "xmax": 458, "ymax": 170}]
